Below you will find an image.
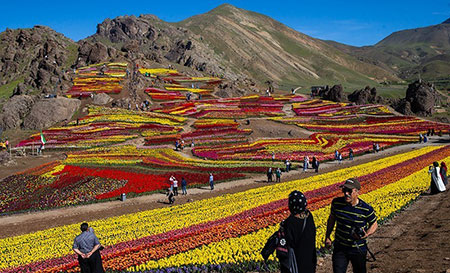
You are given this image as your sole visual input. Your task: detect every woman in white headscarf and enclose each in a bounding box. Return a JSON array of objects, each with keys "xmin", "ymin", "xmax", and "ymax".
[{"xmin": 429, "ymin": 161, "xmax": 446, "ymax": 194}]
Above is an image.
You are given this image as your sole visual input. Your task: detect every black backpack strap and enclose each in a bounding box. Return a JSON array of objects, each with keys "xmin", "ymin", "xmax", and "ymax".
[{"xmin": 301, "ymin": 214, "xmax": 307, "ymax": 233}]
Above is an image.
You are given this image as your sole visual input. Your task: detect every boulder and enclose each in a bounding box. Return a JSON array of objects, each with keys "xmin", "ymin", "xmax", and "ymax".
[
  {"xmin": 348, "ymin": 86, "xmax": 386, "ymax": 105},
  {"xmin": 403, "ymin": 80, "xmax": 438, "ymax": 116},
  {"xmin": 0, "ymin": 95, "xmax": 35, "ymax": 129},
  {"xmin": 392, "ymin": 99, "xmax": 414, "ymax": 116},
  {"xmin": 92, "ymin": 93, "xmax": 113, "ymax": 105},
  {"xmin": 112, "ymin": 97, "xmax": 132, "ymax": 109},
  {"xmin": 321, "ymin": 84, "xmax": 344, "ymax": 102},
  {"xmin": 23, "ymin": 97, "xmax": 81, "ymax": 130},
  {"xmin": 0, "ymin": 151, "xmax": 10, "ymax": 164},
  {"xmin": 77, "ymin": 41, "xmax": 117, "ymax": 66}
]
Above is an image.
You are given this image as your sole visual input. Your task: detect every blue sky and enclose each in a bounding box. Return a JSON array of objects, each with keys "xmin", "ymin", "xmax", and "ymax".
[{"xmin": 1, "ymin": 0, "xmax": 449, "ymax": 46}]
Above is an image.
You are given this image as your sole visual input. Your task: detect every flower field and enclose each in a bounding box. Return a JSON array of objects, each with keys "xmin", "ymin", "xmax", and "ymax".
[
  {"xmin": 16, "ymin": 106, "xmax": 185, "ymax": 149},
  {"xmin": 66, "ymin": 63, "xmax": 127, "ymax": 97},
  {"xmin": 291, "ymin": 99, "xmax": 392, "ymax": 116},
  {"xmin": 274, "ymin": 99, "xmax": 450, "ymax": 135},
  {"xmin": 193, "ymin": 133, "xmax": 417, "ymax": 162},
  {"xmin": 145, "ymin": 119, "xmax": 252, "ymax": 146},
  {"xmin": 275, "ymin": 114, "xmax": 450, "ymax": 135},
  {"xmin": 5, "ymin": 61, "xmax": 450, "ymax": 272},
  {"xmin": 1, "ymin": 145, "xmax": 449, "ymax": 272},
  {"xmin": 140, "ymin": 68, "xmax": 221, "ymax": 98},
  {"xmin": 1, "ymin": 143, "xmax": 291, "ymax": 213},
  {"xmin": 153, "ymin": 95, "xmax": 298, "ymax": 118}
]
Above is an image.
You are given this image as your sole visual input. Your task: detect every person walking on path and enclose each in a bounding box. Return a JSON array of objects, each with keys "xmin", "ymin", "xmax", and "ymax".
[
  {"xmin": 311, "ymin": 156, "xmax": 319, "ymax": 173},
  {"xmin": 429, "ymin": 162, "xmax": 446, "ymax": 194},
  {"xmin": 167, "ymin": 188, "xmax": 175, "ymax": 204},
  {"xmin": 325, "ymin": 178, "xmax": 378, "ymax": 273},
  {"xmin": 303, "ymin": 156, "xmax": 309, "ymax": 172},
  {"xmin": 349, "ymin": 149, "xmax": 354, "ymax": 161},
  {"xmin": 285, "ymin": 159, "xmax": 291, "ymax": 172},
  {"xmin": 440, "ymin": 162, "xmax": 448, "ymax": 187},
  {"xmin": 169, "ymin": 176, "xmax": 178, "ymax": 196},
  {"xmin": 73, "ymin": 223, "xmax": 105, "ymax": 273},
  {"xmin": 375, "ymin": 143, "xmax": 380, "ymax": 153},
  {"xmin": 181, "ymin": 177, "xmax": 188, "ymax": 195},
  {"xmin": 267, "ymin": 167, "xmax": 273, "ymax": 182},
  {"xmin": 272, "ymin": 152, "xmax": 275, "ymax": 162},
  {"xmin": 209, "ymin": 173, "xmax": 214, "ymax": 190},
  {"xmin": 275, "ymin": 168, "xmax": 282, "ymax": 183},
  {"xmin": 279, "ymin": 191, "xmax": 317, "ymax": 273},
  {"xmin": 419, "ymin": 134, "xmax": 423, "ymax": 144},
  {"xmin": 338, "ymin": 152, "xmax": 343, "ymax": 164}
]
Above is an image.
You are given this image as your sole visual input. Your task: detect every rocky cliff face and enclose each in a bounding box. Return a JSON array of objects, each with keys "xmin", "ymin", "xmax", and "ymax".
[{"xmin": 0, "ymin": 26, "xmax": 78, "ymax": 97}]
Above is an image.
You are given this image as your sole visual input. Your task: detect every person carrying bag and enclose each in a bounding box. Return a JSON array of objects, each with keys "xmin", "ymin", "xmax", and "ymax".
[{"xmin": 262, "ymin": 191, "xmax": 317, "ymax": 273}]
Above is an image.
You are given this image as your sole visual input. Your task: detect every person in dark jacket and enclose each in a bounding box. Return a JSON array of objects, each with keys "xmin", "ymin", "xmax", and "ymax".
[
  {"xmin": 440, "ymin": 162, "xmax": 448, "ymax": 187},
  {"xmin": 311, "ymin": 157, "xmax": 319, "ymax": 173},
  {"xmin": 280, "ymin": 191, "xmax": 317, "ymax": 273}
]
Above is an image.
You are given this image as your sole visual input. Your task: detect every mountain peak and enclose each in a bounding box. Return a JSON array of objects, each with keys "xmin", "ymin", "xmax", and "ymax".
[
  {"xmin": 442, "ymin": 18, "xmax": 450, "ymax": 24},
  {"xmin": 214, "ymin": 3, "xmax": 236, "ymax": 10},
  {"xmin": 209, "ymin": 3, "xmax": 241, "ymax": 15}
]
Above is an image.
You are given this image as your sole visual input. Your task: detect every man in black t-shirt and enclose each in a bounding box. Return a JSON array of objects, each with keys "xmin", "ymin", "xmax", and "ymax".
[{"xmin": 325, "ymin": 178, "xmax": 378, "ymax": 273}]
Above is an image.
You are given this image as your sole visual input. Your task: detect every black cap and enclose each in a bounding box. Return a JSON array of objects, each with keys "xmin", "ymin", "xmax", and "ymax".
[{"xmin": 341, "ymin": 178, "xmax": 361, "ymax": 190}]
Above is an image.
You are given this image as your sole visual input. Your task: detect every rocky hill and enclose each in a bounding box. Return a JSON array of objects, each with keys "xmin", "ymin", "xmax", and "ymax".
[
  {"xmin": 0, "ymin": 26, "xmax": 78, "ymax": 99},
  {"xmin": 327, "ymin": 18, "xmax": 450, "ymax": 87}
]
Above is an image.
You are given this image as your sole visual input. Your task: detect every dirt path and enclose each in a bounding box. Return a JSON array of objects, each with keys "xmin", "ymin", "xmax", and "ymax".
[
  {"xmin": 0, "ymin": 139, "xmax": 446, "ymax": 238},
  {"xmin": 317, "ymin": 188, "xmax": 450, "ymax": 273}
]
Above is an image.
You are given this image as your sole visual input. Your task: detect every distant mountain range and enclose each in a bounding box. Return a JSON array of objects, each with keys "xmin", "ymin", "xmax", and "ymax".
[
  {"xmin": 326, "ymin": 18, "xmax": 450, "ymax": 84},
  {"xmin": 0, "ymin": 4, "xmax": 449, "ymax": 100}
]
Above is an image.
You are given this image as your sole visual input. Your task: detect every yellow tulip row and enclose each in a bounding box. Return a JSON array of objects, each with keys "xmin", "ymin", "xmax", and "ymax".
[
  {"xmin": 0, "ymin": 146, "xmax": 441, "ymax": 269},
  {"xmin": 139, "ymin": 68, "xmax": 178, "ymax": 75},
  {"xmin": 165, "ymin": 86, "xmax": 211, "ymax": 93},
  {"xmin": 76, "ymin": 134, "xmax": 137, "ymax": 145},
  {"xmin": 130, "ymin": 155, "xmax": 450, "ymax": 271},
  {"xmin": 293, "ymin": 118, "xmax": 426, "ymax": 129},
  {"xmin": 63, "ymin": 146, "xmax": 281, "ymax": 168}
]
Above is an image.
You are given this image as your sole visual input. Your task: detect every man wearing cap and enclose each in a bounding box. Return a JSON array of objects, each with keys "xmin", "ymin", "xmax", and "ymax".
[{"xmin": 325, "ymin": 178, "xmax": 378, "ymax": 273}]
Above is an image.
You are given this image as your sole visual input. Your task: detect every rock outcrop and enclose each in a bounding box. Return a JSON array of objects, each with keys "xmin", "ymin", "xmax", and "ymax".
[
  {"xmin": 92, "ymin": 93, "xmax": 113, "ymax": 105},
  {"xmin": 0, "ymin": 95, "xmax": 36, "ymax": 129},
  {"xmin": 23, "ymin": 97, "xmax": 81, "ymax": 130},
  {"xmin": 0, "ymin": 26, "xmax": 78, "ymax": 97},
  {"xmin": 89, "ymin": 15, "xmax": 242, "ymax": 81},
  {"xmin": 348, "ymin": 86, "xmax": 386, "ymax": 104},
  {"xmin": 393, "ymin": 80, "xmax": 439, "ymax": 116},
  {"xmin": 320, "ymin": 84, "xmax": 344, "ymax": 102},
  {"xmin": 75, "ymin": 41, "xmax": 119, "ymax": 67}
]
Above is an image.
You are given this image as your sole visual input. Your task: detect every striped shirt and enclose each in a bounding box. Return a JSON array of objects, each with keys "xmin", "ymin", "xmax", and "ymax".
[{"xmin": 331, "ymin": 197, "xmax": 377, "ymax": 250}]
